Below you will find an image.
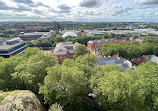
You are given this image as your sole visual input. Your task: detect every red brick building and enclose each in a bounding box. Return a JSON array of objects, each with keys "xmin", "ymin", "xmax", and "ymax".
[
  {"xmin": 87, "ymin": 37, "xmax": 131, "ymax": 56},
  {"xmin": 53, "ymin": 42, "xmax": 79, "ymax": 64},
  {"xmin": 87, "ymin": 39, "xmax": 111, "ymax": 55}
]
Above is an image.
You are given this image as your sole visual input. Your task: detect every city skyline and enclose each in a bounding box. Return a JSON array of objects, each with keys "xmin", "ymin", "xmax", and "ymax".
[{"xmin": 0, "ymin": 0, "xmax": 158, "ymax": 22}]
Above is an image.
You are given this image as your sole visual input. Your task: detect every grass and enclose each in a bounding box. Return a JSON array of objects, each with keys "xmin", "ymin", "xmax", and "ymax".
[{"xmin": 0, "ymin": 95, "xmax": 6, "ymax": 103}]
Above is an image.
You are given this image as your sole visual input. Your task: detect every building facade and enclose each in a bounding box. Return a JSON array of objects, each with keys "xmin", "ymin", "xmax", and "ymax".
[
  {"xmin": 19, "ymin": 31, "xmax": 54, "ymax": 41},
  {"xmin": 53, "ymin": 41, "xmax": 79, "ymax": 63},
  {"xmin": 0, "ymin": 38, "xmax": 27, "ymax": 58}
]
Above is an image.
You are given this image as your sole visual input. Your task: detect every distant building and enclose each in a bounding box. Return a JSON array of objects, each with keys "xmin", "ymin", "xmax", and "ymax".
[
  {"xmin": 19, "ymin": 31, "xmax": 54, "ymax": 41},
  {"xmin": 0, "ymin": 37, "xmax": 27, "ymax": 58},
  {"xmin": 87, "ymin": 39, "xmax": 110, "ymax": 55},
  {"xmin": 132, "ymin": 55, "xmax": 158, "ymax": 64},
  {"xmin": 62, "ymin": 32, "xmax": 78, "ymax": 38},
  {"xmin": 53, "ymin": 41, "xmax": 79, "ymax": 63},
  {"xmin": 53, "ymin": 22, "xmax": 61, "ymax": 32},
  {"xmin": 85, "ymin": 30, "xmax": 106, "ymax": 36},
  {"xmin": 112, "ymin": 37, "xmax": 131, "ymax": 43},
  {"xmin": 98, "ymin": 57, "xmax": 134, "ymax": 70},
  {"xmin": 87, "ymin": 37, "xmax": 132, "ymax": 57}
]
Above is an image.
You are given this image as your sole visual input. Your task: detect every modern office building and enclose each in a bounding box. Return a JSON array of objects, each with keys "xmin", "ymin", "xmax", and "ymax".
[
  {"xmin": 19, "ymin": 31, "xmax": 54, "ymax": 41},
  {"xmin": 0, "ymin": 37, "xmax": 27, "ymax": 58}
]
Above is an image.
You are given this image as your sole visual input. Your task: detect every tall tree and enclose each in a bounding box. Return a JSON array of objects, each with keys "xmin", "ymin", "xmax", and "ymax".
[
  {"xmin": 12, "ymin": 52, "xmax": 58, "ymax": 92},
  {"xmin": 74, "ymin": 44, "xmax": 89, "ymax": 58},
  {"xmin": 39, "ymin": 65, "xmax": 88, "ymax": 106}
]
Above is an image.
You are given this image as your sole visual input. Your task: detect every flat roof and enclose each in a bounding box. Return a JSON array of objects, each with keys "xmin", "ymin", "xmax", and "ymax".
[{"xmin": 20, "ymin": 32, "xmax": 49, "ymax": 36}]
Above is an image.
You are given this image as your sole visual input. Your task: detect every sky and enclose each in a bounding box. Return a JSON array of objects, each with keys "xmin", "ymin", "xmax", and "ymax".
[{"xmin": 0, "ymin": 0, "xmax": 158, "ymax": 22}]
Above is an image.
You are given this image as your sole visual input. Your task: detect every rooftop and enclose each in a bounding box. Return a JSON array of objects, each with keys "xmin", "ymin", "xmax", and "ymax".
[
  {"xmin": 0, "ymin": 37, "xmax": 25, "ymax": 51},
  {"xmin": 53, "ymin": 41, "xmax": 79, "ymax": 55},
  {"xmin": 98, "ymin": 57, "xmax": 133, "ymax": 70}
]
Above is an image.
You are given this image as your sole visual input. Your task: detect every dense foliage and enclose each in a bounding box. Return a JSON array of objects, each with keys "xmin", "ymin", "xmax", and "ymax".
[
  {"xmin": 90, "ymin": 62, "xmax": 158, "ymax": 111},
  {"xmin": 74, "ymin": 44, "xmax": 89, "ymax": 58},
  {"xmin": 0, "ymin": 30, "xmax": 18, "ymax": 38},
  {"xmin": 101, "ymin": 37, "xmax": 158, "ymax": 59},
  {"xmin": 0, "ymin": 46, "xmax": 158, "ymax": 111}
]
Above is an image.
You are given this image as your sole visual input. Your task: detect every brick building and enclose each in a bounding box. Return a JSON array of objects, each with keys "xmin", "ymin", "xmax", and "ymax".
[
  {"xmin": 87, "ymin": 37, "xmax": 131, "ymax": 56},
  {"xmin": 87, "ymin": 39, "xmax": 111, "ymax": 55},
  {"xmin": 53, "ymin": 41, "xmax": 79, "ymax": 63}
]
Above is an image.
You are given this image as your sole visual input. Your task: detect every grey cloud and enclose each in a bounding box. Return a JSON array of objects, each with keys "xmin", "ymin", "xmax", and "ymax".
[
  {"xmin": 16, "ymin": 4, "xmax": 32, "ymax": 12},
  {"xmin": 0, "ymin": 1, "xmax": 16, "ymax": 10},
  {"xmin": 12, "ymin": 0, "xmax": 50, "ymax": 8},
  {"xmin": 80, "ymin": 0, "xmax": 101, "ymax": 8},
  {"xmin": 84, "ymin": 11, "xmax": 102, "ymax": 16},
  {"xmin": 12, "ymin": 0, "xmax": 33, "ymax": 4},
  {"xmin": 111, "ymin": 4, "xmax": 133, "ymax": 16},
  {"xmin": 138, "ymin": 0, "xmax": 158, "ymax": 5},
  {"xmin": 85, "ymin": 11, "xmax": 94, "ymax": 15},
  {"xmin": 58, "ymin": 4, "xmax": 71, "ymax": 11},
  {"xmin": 48, "ymin": 4, "xmax": 72, "ymax": 14},
  {"xmin": 57, "ymin": 4, "xmax": 72, "ymax": 13},
  {"xmin": 34, "ymin": 9, "xmax": 43, "ymax": 14},
  {"xmin": 0, "ymin": 1, "xmax": 32, "ymax": 12},
  {"xmin": 35, "ymin": 2, "xmax": 50, "ymax": 7},
  {"xmin": 28, "ymin": 2, "xmax": 50, "ymax": 8}
]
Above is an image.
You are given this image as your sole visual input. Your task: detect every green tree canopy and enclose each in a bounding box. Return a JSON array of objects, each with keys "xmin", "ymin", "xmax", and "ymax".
[
  {"xmin": 74, "ymin": 44, "xmax": 89, "ymax": 58},
  {"xmin": 90, "ymin": 62, "xmax": 158, "ymax": 111},
  {"xmin": 75, "ymin": 54, "xmax": 98, "ymax": 68},
  {"xmin": 12, "ymin": 52, "xmax": 58, "ymax": 92},
  {"xmin": 33, "ymin": 38, "xmax": 52, "ymax": 47},
  {"xmin": 39, "ymin": 65, "xmax": 88, "ymax": 106}
]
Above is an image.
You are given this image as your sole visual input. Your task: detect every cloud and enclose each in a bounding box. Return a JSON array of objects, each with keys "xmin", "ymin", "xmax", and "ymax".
[
  {"xmin": 58, "ymin": 4, "xmax": 71, "ymax": 10},
  {"xmin": 0, "ymin": 1, "xmax": 16, "ymax": 10},
  {"xmin": 79, "ymin": 0, "xmax": 101, "ymax": 8},
  {"xmin": 16, "ymin": 4, "xmax": 32, "ymax": 12},
  {"xmin": 12, "ymin": 0, "xmax": 33, "ymax": 4},
  {"xmin": 137, "ymin": 0, "xmax": 158, "ymax": 5},
  {"xmin": 0, "ymin": 1, "xmax": 32, "ymax": 12},
  {"xmin": 34, "ymin": 2, "xmax": 50, "ymax": 8},
  {"xmin": 110, "ymin": 3, "xmax": 133, "ymax": 16},
  {"xmin": 57, "ymin": 4, "xmax": 72, "ymax": 13}
]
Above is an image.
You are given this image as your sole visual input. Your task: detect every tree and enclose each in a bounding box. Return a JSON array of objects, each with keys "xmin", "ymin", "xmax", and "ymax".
[
  {"xmin": 21, "ymin": 47, "xmax": 40, "ymax": 58},
  {"xmin": 101, "ymin": 42, "xmax": 121, "ymax": 57},
  {"xmin": 74, "ymin": 44, "xmax": 89, "ymax": 58},
  {"xmin": 90, "ymin": 62, "xmax": 158, "ymax": 111},
  {"xmin": 55, "ymin": 36, "xmax": 65, "ymax": 43},
  {"xmin": 126, "ymin": 44, "xmax": 142, "ymax": 59},
  {"xmin": 75, "ymin": 54, "xmax": 98, "ymax": 68},
  {"xmin": 49, "ymin": 103, "xmax": 64, "ymax": 111},
  {"xmin": 26, "ymin": 41, "xmax": 34, "ymax": 47},
  {"xmin": 140, "ymin": 42, "xmax": 157, "ymax": 55},
  {"xmin": 33, "ymin": 38, "xmax": 52, "ymax": 47},
  {"xmin": 39, "ymin": 65, "xmax": 88, "ymax": 106},
  {"xmin": 12, "ymin": 52, "xmax": 58, "ymax": 92},
  {"xmin": 0, "ymin": 56, "xmax": 24, "ymax": 90},
  {"xmin": 129, "ymin": 62, "xmax": 158, "ymax": 111}
]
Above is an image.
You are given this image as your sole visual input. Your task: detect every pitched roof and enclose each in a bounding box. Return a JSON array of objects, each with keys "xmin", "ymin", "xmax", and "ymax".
[{"xmin": 53, "ymin": 41, "xmax": 78, "ymax": 55}]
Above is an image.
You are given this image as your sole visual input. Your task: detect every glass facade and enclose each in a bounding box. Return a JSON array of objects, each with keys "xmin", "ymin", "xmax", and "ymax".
[{"xmin": 0, "ymin": 43, "xmax": 27, "ymax": 58}]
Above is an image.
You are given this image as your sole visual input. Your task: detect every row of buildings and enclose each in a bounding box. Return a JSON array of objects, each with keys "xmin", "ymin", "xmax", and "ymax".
[
  {"xmin": 9, "ymin": 22, "xmax": 61, "ymax": 33},
  {"xmin": 58, "ymin": 28, "xmax": 158, "ymax": 38}
]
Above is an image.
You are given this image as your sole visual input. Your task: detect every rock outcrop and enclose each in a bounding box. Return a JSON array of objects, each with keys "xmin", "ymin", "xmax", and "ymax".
[{"xmin": 0, "ymin": 90, "xmax": 43, "ymax": 111}]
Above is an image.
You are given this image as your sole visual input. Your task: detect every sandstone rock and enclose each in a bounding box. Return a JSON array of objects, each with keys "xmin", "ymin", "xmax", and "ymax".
[{"xmin": 0, "ymin": 90, "xmax": 44, "ymax": 111}]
